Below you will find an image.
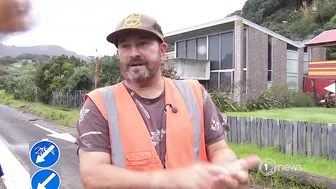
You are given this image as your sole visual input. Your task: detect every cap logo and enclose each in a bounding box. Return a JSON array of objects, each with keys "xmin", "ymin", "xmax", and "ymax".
[{"xmin": 123, "ymin": 14, "xmax": 141, "ymax": 28}]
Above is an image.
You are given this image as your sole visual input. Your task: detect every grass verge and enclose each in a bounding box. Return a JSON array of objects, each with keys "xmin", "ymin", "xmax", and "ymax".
[
  {"xmin": 226, "ymin": 108, "xmax": 336, "ymax": 124},
  {"xmin": 229, "ymin": 142, "xmax": 336, "ymax": 188},
  {"xmin": 0, "ymin": 90, "xmax": 79, "ymax": 127}
]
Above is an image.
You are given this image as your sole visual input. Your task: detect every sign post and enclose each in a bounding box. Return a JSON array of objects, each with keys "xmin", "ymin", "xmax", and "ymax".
[{"xmin": 29, "ymin": 139, "xmax": 61, "ymax": 189}]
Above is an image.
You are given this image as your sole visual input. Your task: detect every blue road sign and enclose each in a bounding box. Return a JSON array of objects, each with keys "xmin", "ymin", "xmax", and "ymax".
[
  {"xmin": 31, "ymin": 169, "xmax": 61, "ymax": 189},
  {"xmin": 30, "ymin": 140, "xmax": 60, "ymax": 168}
]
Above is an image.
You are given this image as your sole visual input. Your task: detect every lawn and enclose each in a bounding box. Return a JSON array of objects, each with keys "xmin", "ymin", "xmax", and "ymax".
[
  {"xmin": 226, "ymin": 108, "xmax": 336, "ymax": 124},
  {"xmin": 229, "ymin": 142, "xmax": 336, "ymax": 180}
]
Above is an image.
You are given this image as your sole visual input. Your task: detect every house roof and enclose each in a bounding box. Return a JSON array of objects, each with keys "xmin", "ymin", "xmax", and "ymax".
[
  {"xmin": 306, "ymin": 29, "xmax": 336, "ymax": 47},
  {"xmin": 164, "ymin": 15, "xmax": 304, "ymax": 48}
]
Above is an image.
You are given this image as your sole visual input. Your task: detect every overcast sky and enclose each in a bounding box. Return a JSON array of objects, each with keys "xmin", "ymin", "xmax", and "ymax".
[{"xmin": 2, "ymin": 0, "xmax": 247, "ymax": 56}]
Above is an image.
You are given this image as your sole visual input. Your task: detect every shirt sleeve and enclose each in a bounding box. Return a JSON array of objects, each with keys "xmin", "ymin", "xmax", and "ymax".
[
  {"xmin": 75, "ymin": 98, "xmax": 110, "ymax": 154},
  {"xmin": 200, "ymin": 85, "xmax": 231, "ymax": 146}
]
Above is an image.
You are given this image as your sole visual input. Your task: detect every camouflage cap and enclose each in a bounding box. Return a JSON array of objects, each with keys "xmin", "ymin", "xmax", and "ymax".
[{"xmin": 106, "ymin": 13, "xmax": 164, "ymax": 47}]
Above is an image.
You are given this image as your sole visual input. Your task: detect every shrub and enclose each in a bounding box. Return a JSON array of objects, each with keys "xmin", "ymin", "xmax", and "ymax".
[
  {"xmin": 210, "ymin": 90, "xmax": 244, "ymax": 112},
  {"xmin": 245, "ymin": 84, "xmax": 315, "ymax": 111}
]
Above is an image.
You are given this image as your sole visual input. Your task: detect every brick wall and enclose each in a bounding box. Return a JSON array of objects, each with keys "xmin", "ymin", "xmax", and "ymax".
[
  {"xmin": 247, "ymin": 27, "xmax": 268, "ymax": 98},
  {"xmin": 272, "ymin": 38, "xmax": 287, "ymax": 85}
]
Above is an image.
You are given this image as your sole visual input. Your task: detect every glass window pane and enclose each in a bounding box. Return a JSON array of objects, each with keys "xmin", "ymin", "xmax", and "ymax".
[
  {"xmin": 197, "ymin": 37, "xmax": 207, "ymax": 60},
  {"xmin": 209, "ymin": 35, "xmax": 220, "ymax": 70},
  {"xmin": 209, "ymin": 72, "xmax": 218, "ymax": 92},
  {"xmin": 243, "ymin": 70, "xmax": 247, "ymax": 93},
  {"xmin": 304, "ymin": 60, "xmax": 308, "ymax": 75},
  {"xmin": 176, "ymin": 41, "xmax": 186, "ymax": 58},
  {"xmin": 243, "ymin": 29, "xmax": 247, "ymax": 68},
  {"xmin": 287, "ymin": 59, "xmax": 298, "ymax": 73},
  {"xmin": 268, "ymin": 36, "xmax": 272, "ymax": 70},
  {"xmin": 221, "ymin": 32, "xmax": 234, "ymax": 69},
  {"xmin": 220, "ymin": 72, "xmax": 232, "ymax": 92},
  {"xmin": 186, "ymin": 39, "xmax": 196, "ymax": 59}
]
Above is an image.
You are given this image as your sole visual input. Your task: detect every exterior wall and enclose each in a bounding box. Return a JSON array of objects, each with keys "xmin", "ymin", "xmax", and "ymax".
[
  {"xmin": 165, "ymin": 51, "xmax": 175, "ymax": 59},
  {"xmin": 272, "ymin": 38, "xmax": 287, "ymax": 85},
  {"xmin": 310, "ymin": 47, "xmax": 327, "ymax": 61},
  {"xmin": 298, "ymin": 48, "xmax": 304, "ymax": 90},
  {"xmin": 247, "ymin": 27, "xmax": 268, "ymax": 98}
]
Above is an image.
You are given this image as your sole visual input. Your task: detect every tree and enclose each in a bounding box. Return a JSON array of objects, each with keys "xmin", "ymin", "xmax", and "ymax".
[{"xmin": 65, "ymin": 67, "xmax": 94, "ymax": 91}]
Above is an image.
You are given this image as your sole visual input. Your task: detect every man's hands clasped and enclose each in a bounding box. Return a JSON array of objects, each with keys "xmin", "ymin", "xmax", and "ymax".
[{"xmin": 155, "ymin": 154, "xmax": 261, "ymax": 189}]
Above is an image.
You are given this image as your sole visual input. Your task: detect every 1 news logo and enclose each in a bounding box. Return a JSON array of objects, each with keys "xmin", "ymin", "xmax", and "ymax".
[
  {"xmin": 258, "ymin": 158, "xmax": 303, "ymax": 176},
  {"xmin": 29, "ymin": 139, "xmax": 61, "ymax": 189}
]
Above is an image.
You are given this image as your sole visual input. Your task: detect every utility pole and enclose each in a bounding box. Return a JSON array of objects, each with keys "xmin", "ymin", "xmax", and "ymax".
[{"xmin": 95, "ymin": 49, "xmax": 99, "ymax": 89}]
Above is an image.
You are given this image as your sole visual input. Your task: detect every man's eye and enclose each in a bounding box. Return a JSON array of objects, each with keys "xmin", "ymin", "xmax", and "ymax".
[{"xmin": 139, "ymin": 41, "xmax": 148, "ymax": 45}]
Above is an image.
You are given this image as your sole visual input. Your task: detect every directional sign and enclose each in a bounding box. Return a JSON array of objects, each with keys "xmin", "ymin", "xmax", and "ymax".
[
  {"xmin": 30, "ymin": 140, "xmax": 60, "ymax": 168},
  {"xmin": 31, "ymin": 169, "xmax": 61, "ymax": 189}
]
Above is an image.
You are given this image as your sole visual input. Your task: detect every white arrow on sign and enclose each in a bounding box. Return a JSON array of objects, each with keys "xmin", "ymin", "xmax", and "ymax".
[
  {"xmin": 37, "ymin": 172, "xmax": 56, "ymax": 189},
  {"xmin": 36, "ymin": 145, "xmax": 55, "ymax": 163},
  {"xmin": 33, "ymin": 124, "xmax": 76, "ymax": 143}
]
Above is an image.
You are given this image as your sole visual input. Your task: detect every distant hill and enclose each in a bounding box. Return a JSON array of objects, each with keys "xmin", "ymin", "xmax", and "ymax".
[{"xmin": 0, "ymin": 43, "xmax": 87, "ymax": 60}]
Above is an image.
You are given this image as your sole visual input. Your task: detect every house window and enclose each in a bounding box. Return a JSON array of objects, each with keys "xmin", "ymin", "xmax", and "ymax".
[
  {"xmin": 176, "ymin": 41, "xmax": 186, "ymax": 58},
  {"xmin": 268, "ymin": 36, "xmax": 272, "ymax": 82},
  {"xmin": 186, "ymin": 39, "xmax": 196, "ymax": 59},
  {"xmin": 243, "ymin": 69, "xmax": 247, "ymax": 94},
  {"xmin": 287, "ymin": 50, "xmax": 299, "ymax": 90},
  {"xmin": 197, "ymin": 37, "xmax": 207, "ymax": 60},
  {"xmin": 209, "ymin": 35, "xmax": 220, "ymax": 70},
  {"xmin": 209, "ymin": 72, "xmax": 219, "ymax": 92},
  {"xmin": 304, "ymin": 53, "xmax": 309, "ymax": 75},
  {"xmin": 243, "ymin": 29, "xmax": 247, "ymax": 69},
  {"xmin": 220, "ymin": 32, "xmax": 234, "ymax": 69}
]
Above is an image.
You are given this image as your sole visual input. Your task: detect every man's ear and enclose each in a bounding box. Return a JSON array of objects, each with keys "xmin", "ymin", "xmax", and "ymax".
[
  {"xmin": 159, "ymin": 42, "xmax": 167, "ymax": 56},
  {"xmin": 116, "ymin": 49, "xmax": 119, "ymax": 56}
]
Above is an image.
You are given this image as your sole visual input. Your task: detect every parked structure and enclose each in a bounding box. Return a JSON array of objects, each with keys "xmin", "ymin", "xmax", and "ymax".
[{"xmin": 163, "ymin": 15, "xmax": 325, "ymax": 103}]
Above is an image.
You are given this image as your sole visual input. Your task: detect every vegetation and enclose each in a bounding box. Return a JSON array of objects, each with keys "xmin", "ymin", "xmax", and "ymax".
[
  {"xmin": 230, "ymin": 142, "xmax": 336, "ymax": 188},
  {"xmin": 227, "ymin": 107, "xmax": 336, "ymax": 123}
]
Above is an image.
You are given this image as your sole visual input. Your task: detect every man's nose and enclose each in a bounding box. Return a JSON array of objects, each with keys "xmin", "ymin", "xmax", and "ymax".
[{"xmin": 129, "ymin": 46, "xmax": 141, "ymax": 59}]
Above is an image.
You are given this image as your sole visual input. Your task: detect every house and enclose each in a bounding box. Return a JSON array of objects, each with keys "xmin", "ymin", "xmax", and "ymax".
[{"xmin": 163, "ymin": 15, "xmax": 326, "ymax": 103}]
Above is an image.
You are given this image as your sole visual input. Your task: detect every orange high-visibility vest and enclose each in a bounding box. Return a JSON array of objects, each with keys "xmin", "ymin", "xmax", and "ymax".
[{"xmin": 84, "ymin": 77, "xmax": 209, "ymax": 171}]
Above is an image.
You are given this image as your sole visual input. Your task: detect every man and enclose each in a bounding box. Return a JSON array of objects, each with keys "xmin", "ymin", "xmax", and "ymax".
[{"xmin": 75, "ymin": 13, "xmax": 260, "ymax": 189}]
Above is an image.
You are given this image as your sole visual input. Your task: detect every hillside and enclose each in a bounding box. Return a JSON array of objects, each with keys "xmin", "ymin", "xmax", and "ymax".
[{"xmin": 0, "ymin": 43, "xmax": 87, "ymax": 60}]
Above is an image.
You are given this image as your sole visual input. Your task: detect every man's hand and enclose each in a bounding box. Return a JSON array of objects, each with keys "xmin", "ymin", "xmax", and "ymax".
[
  {"xmin": 213, "ymin": 154, "xmax": 260, "ymax": 189},
  {"xmin": 151, "ymin": 154, "xmax": 260, "ymax": 189},
  {"xmin": 0, "ymin": 0, "xmax": 32, "ymax": 33}
]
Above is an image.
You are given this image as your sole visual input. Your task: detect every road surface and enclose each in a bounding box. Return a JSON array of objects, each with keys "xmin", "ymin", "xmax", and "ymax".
[{"xmin": 0, "ymin": 104, "xmax": 81, "ymax": 189}]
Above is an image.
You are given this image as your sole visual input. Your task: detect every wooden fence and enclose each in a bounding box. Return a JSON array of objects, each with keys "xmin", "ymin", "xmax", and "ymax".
[
  {"xmin": 49, "ymin": 90, "xmax": 89, "ymax": 108},
  {"xmin": 224, "ymin": 116, "xmax": 336, "ymax": 160}
]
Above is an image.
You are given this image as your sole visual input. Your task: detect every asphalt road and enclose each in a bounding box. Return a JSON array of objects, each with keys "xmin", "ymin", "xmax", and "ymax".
[{"xmin": 0, "ymin": 104, "xmax": 81, "ymax": 189}]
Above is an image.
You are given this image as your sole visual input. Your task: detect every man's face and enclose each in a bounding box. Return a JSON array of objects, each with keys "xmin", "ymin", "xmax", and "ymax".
[{"xmin": 117, "ymin": 30, "xmax": 167, "ymax": 84}]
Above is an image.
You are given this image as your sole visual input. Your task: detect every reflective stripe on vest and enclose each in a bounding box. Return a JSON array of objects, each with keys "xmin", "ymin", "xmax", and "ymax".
[
  {"xmin": 99, "ymin": 80, "xmax": 201, "ymax": 167},
  {"xmin": 173, "ymin": 80, "xmax": 201, "ymax": 162},
  {"xmin": 99, "ymin": 86, "xmax": 126, "ymax": 167}
]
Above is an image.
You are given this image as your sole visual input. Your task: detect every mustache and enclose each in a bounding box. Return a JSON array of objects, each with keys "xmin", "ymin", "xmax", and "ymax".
[{"xmin": 127, "ymin": 58, "xmax": 147, "ymax": 66}]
